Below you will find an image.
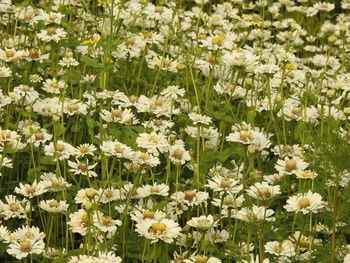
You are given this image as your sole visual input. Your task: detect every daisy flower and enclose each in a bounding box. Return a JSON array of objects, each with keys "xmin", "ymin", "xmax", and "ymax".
[
  {"xmin": 235, "ymin": 205, "xmax": 276, "ymax": 222},
  {"xmin": 14, "ymin": 180, "xmax": 47, "ymax": 198},
  {"xmin": 171, "ymin": 190, "xmax": 209, "ymax": 207},
  {"xmin": 68, "ymin": 159, "xmax": 98, "ymax": 177},
  {"xmin": 275, "ymin": 156, "xmax": 309, "ymax": 175},
  {"xmin": 264, "ymin": 240, "xmax": 296, "ymax": 257},
  {"xmin": 0, "ymin": 195, "xmax": 30, "ymax": 220},
  {"xmin": 100, "ymin": 107, "xmax": 137, "ymax": 124},
  {"xmin": 187, "ymin": 215, "xmax": 217, "ymax": 230},
  {"xmin": 246, "ymin": 182, "xmax": 281, "ymax": 200},
  {"xmin": 168, "ymin": 144, "xmax": 191, "ymax": 165},
  {"xmin": 7, "ymin": 239, "xmax": 45, "ymax": 260},
  {"xmin": 284, "ymin": 190, "xmax": 325, "ymax": 214},
  {"xmin": 188, "ymin": 112, "xmax": 212, "ymax": 125},
  {"xmin": 206, "ymin": 175, "xmax": 243, "ymax": 193},
  {"xmin": 37, "ymin": 27, "xmax": 67, "ymax": 42},
  {"xmin": 39, "ymin": 199, "xmax": 69, "ymax": 213},
  {"xmin": 0, "ymin": 66, "xmax": 11, "ymax": 77},
  {"xmin": 135, "ymin": 218, "xmax": 181, "ymax": 243}
]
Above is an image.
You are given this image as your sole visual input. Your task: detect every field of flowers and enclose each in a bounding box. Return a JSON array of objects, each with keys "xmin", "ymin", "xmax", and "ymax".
[{"xmin": 0, "ymin": 0, "xmax": 350, "ymax": 262}]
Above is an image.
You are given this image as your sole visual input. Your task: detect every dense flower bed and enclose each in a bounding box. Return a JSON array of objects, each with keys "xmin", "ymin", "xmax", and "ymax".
[{"xmin": 0, "ymin": 0, "xmax": 350, "ymax": 262}]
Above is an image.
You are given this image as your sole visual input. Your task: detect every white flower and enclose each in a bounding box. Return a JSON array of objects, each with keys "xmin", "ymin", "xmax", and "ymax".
[
  {"xmin": 40, "ymin": 172, "xmax": 72, "ymax": 192},
  {"xmin": 59, "ymin": 57, "xmax": 79, "ymax": 67},
  {"xmin": 94, "ymin": 214, "xmax": 122, "ymax": 233},
  {"xmin": 132, "ymin": 151, "xmax": 160, "ymax": 167},
  {"xmin": 68, "ymin": 159, "xmax": 98, "ymax": 177},
  {"xmin": 187, "ymin": 215, "xmax": 217, "ymax": 230},
  {"xmin": 235, "ymin": 205, "xmax": 275, "ymax": 222},
  {"xmin": 136, "ymin": 218, "xmax": 181, "ymax": 243},
  {"xmin": 0, "ymin": 66, "xmax": 11, "ymax": 77},
  {"xmin": 188, "ymin": 112, "xmax": 212, "ymax": 125},
  {"xmin": 37, "ymin": 27, "xmax": 67, "ymax": 42},
  {"xmin": 39, "ymin": 199, "xmax": 69, "ymax": 213},
  {"xmin": 0, "ymin": 195, "xmax": 30, "ymax": 220},
  {"xmin": 137, "ymin": 183, "xmax": 170, "ymax": 198},
  {"xmin": 36, "ymin": 11, "xmax": 64, "ymax": 24},
  {"xmin": 208, "ymin": 229, "xmax": 229, "ymax": 243},
  {"xmin": 184, "ymin": 253, "xmax": 222, "ymax": 263},
  {"xmin": 0, "ymin": 48, "xmax": 26, "ymax": 62},
  {"xmin": 42, "ymin": 78, "xmax": 66, "ymax": 94},
  {"xmin": 265, "ymin": 240, "xmax": 296, "ymax": 257},
  {"xmin": 7, "ymin": 239, "xmax": 45, "ymax": 259},
  {"xmin": 275, "ymin": 157, "xmax": 308, "ymax": 175},
  {"xmin": 171, "ymin": 190, "xmax": 209, "ymax": 207},
  {"xmin": 206, "ymin": 176, "xmax": 243, "ymax": 193},
  {"xmin": 284, "ymin": 190, "xmax": 325, "ymax": 214},
  {"xmin": 160, "ymin": 85, "xmax": 185, "ymax": 100},
  {"xmin": 344, "ymin": 253, "xmax": 350, "ymax": 263},
  {"xmin": 68, "ymin": 209, "xmax": 91, "ymax": 236},
  {"xmin": 246, "ymin": 182, "xmax": 281, "ymax": 200},
  {"xmin": 168, "ymin": 144, "xmax": 191, "ymax": 165},
  {"xmin": 226, "ymin": 123, "xmax": 271, "ymax": 151},
  {"xmin": 314, "ymin": 2, "xmax": 335, "ymax": 12},
  {"xmin": 75, "ymin": 188, "xmax": 99, "ymax": 205},
  {"xmin": 14, "ymin": 180, "xmax": 47, "ymax": 198},
  {"xmin": 44, "ymin": 140, "xmax": 75, "ymax": 160},
  {"xmin": 131, "ymin": 209, "xmax": 167, "ymax": 223},
  {"xmin": 100, "ymin": 140, "xmax": 134, "ymax": 159},
  {"xmin": 100, "ymin": 107, "xmax": 137, "ymax": 124},
  {"xmin": 75, "ymin": 143, "xmax": 97, "ymax": 157},
  {"xmin": 136, "ymin": 132, "xmax": 169, "ymax": 156}
]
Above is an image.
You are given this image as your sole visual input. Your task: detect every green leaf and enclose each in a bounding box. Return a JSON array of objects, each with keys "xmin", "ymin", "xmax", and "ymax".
[
  {"xmin": 303, "ymin": 90, "xmax": 318, "ymax": 104},
  {"xmin": 217, "ymin": 148, "xmax": 235, "ymax": 162},
  {"xmin": 82, "ymin": 55, "xmax": 103, "ymax": 69},
  {"xmin": 210, "ymin": 111, "xmax": 235, "ymax": 123},
  {"xmin": 200, "ymin": 239, "xmax": 211, "ymax": 251},
  {"xmin": 247, "ymin": 109, "xmax": 256, "ymax": 123},
  {"xmin": 54, "ymin": 124, "xmax": 66, "ymax": 137},
  {"xmin": 86, "ymin": 117, "xmax": 96, "ymax": 138},
  {"xmin": 71, "ymin": 122, "xmax": 81, "ymax": 133},
  {"xmin": 66, "ymin": 69, "xmax": 82, "ymax": 84},
  {"xmin": 40, "ymin": 156, "xmax": 56, "ymax": 165},
  {"xmin": 27, "ymin": 166, "xmax": 46, "ymax": 182}
]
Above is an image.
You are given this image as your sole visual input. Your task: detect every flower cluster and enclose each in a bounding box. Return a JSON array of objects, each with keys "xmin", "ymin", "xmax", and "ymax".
[{"xmin": 0, "ymin": 0, "xmax": 350, "ymax": 262}]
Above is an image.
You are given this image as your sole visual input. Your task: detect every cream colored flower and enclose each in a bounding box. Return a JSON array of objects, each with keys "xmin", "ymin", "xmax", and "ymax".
[
  {"xmin": 246, "ymin": 182, "xmax": 281, "ymax": 200},
  {"xmin": 135, "ymin": 218, "xmax": 181, "ymax": 243},
  {"xmin": 39, "ymin": 199, "xmax": 69, "ymax": 213},
  {"xmin": 187, "ymin": 215, "xmax": 217, "ymax": 230},
  {"xmin": 284, "ymin": 190, "xmax": 325, "ymax": 214}
]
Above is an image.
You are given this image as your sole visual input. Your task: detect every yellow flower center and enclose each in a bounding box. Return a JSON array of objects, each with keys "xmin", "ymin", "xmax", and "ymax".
[
  {"xmin": 48, "ymin": 201, "xmax": 59, "ymax": 208},
  {"xmin": 239, "ymin": 131, "xmax": 253, "ymax": 142},
  {"xmin": 195, "ymin": 255, "xmax": 209, "ymax": 263},
  {"xmin": 285, "ymin": 160, "xmax": 297, "ymax": 172},
  {"xmin": 149, "ymin": 222, "xmax": 167, "ymax": 233},
  {"xmin": 102, "ymin": 216, "xmax": 112, "ymax": 226},
  {"xmin": 8, "ymin": 203, "xmax": 20, "ymax": 212},
  {"xmin": 112, "ymin": 109, "xmax": 123, "ymax": 118},
  {"xmin": 56, "ymin": 144, "xmax": 65, "ymax": 152},
  {"xmin": 297, "ymin": 197, "xmax": 311, "ymax": 209},
  {"xmin": 171, "ymin": 149, "xmax": 183, "ymax": 160},
  {"xmin": 20, "ymin": 240, "xmax": 32, "ymax": 253},
  {"xmin": 184, "ymin": 191, "xmax": 196, "ymax": 201},
  {"xmin": 67, "ymin": 104, "xmax": 79, "ymax": 112},
  {"xmin": 5, "ymin": 50, "xmax": 15, "ymax": 58},
  {"xmin": 46, "ymin": 27, "xmax": 57, "ymax": 36}
]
